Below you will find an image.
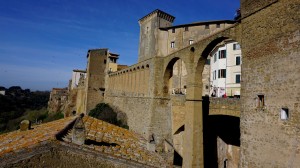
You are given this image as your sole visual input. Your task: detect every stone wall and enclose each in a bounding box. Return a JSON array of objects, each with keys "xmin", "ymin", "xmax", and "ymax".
[
  {"xmin": 217, "ymin": 137, "xmax": 240, "ymax": 168},
  {"xmin": 209, "ymin": 98, "xmax": 240, "ymax": 117},
  {"xmin": 239, "ymin": 0, "xmax": 300, "ymax": 167},
  {"xmin": 105, "ymin": 96, "xmax": 153, "ymax": 138},
  {"xmin": 48, "ymin": 88, "xmax": 68, "ymax": 114}
]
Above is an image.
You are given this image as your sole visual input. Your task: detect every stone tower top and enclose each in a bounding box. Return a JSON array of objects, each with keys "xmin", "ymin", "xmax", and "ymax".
[
  {"xmin": 138, "ymin": 9, "xmax": 175, "ymax": 25},
  {"xmin": 138, "ymin": 9, "xmax": 175, "ymax": 62}
]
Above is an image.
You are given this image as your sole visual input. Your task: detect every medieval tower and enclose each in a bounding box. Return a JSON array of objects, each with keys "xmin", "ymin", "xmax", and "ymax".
[{"xmin": 138, "ymin": 10, "xmax": 175, "ymax": 62}]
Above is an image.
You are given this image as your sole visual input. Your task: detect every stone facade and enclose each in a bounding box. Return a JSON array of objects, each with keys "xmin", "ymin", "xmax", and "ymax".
[
  {"xmin": 47, "ymin": 88, "xmax": 68, "ymax": 114},
  {"xmin": 239, "ymin": 0, "xmax": 300, "ymax": 167},
  {"xmin": 48, "ymin": 0, "xmax": 299, "ymax": 167}
]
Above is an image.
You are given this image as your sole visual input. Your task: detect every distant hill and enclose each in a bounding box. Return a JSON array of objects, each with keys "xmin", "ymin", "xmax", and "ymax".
[{"xmin": 0, "ymin": 86, "xmax": 63, "ymax": 133}]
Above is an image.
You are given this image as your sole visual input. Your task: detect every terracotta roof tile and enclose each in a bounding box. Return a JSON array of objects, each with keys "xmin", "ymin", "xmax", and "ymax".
[
  {"xmin": 0, "ymin": 116, "xmax": 167, "ymax": 167},
  {"xmin": 80, "ymin": 116, "xmax": 166, "ymax": 167},
  {"xmin": 0, "ymin": 117, "xmax": 76, "ymax": 156}
]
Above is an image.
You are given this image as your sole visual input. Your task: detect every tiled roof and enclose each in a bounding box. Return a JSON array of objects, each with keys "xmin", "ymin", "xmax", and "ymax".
[
  {"xmin": 0, "ymin": 116, "xmax": 167, "ymax": 167},
  {"xmin": 80, "ymin": 116, "xmax": 166, "ymax": 166},
  {"xmin": 0, "ymin": 116, "xmax": 76, "ymax": 156}
]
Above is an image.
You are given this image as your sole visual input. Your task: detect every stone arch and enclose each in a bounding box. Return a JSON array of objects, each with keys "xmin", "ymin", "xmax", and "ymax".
[
  {"xmin": 162, "ymin": 57, "xmax": 188, "ymax": 97},
  {"xmin": 195, "ymin": 37, "xmax": 230, "ymax": 85},
  {"xmin": 193, "ymin": 36, "xmax": 242, "ymax": 167}
]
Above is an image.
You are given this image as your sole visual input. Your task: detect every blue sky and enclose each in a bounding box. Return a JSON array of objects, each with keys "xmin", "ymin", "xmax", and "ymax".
[{"xmin": 0, "ymin": 0, "xmax": 240, "ymax": 91}]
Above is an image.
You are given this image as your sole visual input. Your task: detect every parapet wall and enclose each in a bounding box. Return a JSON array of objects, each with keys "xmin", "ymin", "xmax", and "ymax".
[
  {"xmin": 105, "ymin": 61, "xmax": 154, "ymax": 139},
  {"xmin": 209, "ymin": 98, "xmax": 241, "ymax": 117},
  {"xmin": 107, "ymin": 62, "xmax": 151, "ymax": 97}
]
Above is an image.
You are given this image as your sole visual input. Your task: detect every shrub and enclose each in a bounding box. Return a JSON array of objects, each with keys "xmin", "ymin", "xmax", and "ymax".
[{"xmin": 89, "ymin": 103, "xmax": 128, "ymax": 129}]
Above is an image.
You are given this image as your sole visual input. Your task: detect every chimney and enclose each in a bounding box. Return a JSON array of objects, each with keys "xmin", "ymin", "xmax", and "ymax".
[
  {"xmin": 20, "ymin": 120, "xmax": 31, "ymax": 131},
  {"xmin": 72, "ymin": 114, "xmax": 86, "ymax": 145}
]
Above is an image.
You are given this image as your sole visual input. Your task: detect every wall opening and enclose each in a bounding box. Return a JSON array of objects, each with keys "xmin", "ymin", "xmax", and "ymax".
[
  {"xmin": 280, "ymin": 108, "xmax": 289, "ymax": 120},
  {"xmin": 173, "ymin": 150, "xmax": 183, "ymax": 166},
  {"xmin": 257, "ymin": 94, "xmax": 264, "ymax": 108}
]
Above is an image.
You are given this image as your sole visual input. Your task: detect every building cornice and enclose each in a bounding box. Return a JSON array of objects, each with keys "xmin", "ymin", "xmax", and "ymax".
[{"xmin": 138, "ymin": 9, "xmax": 175, "ymax": 24}]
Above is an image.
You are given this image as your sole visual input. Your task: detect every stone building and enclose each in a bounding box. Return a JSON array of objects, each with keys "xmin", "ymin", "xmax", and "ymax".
[
  {"xmin": 71, "ymin": 69, "xmax": 86, "ymax": 90},
  {"xmin": 45, "ymin": 0, "xmax": 300, "ymax": 167},
  {"xmin": 47, "ymin": 88, "xmax": 68, "ymax": 114}
]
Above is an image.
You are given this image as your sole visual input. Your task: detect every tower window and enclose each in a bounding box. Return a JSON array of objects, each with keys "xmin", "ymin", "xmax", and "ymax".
[
  {"xmin": 172, "ymin": 28, "xmax": 175, "ymax": 33},
  {"xmin": 216, "ymin": 23, "xmax": 221, "ymax": 28},
  {"xmin": 189, "ymin": 40, "xmax": 194, "ymax": 45},
  {"xmin": 185, "ymin": 27, "xmax": 189, "ymax": 31},
  {"xmin": 104, "ymin": 59, "xmax": 107, "ymax": 64},
  {"xmin": 205, "ymin": 24, "xmax": 209, "ymax": 29}
]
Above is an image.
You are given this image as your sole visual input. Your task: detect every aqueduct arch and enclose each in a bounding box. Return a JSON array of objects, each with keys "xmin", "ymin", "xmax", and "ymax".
[{"xmin": 158, "ymin": 24, "xmax": 242, "ymax": 167}]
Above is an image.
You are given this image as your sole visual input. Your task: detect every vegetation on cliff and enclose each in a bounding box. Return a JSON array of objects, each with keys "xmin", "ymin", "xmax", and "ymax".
[
  {"xmin": 89, "ymin": 103, "xmax": 128, "ymax": 129},
  {"xmin": 0, "ymin": 86, "xmax": 63, "ymax": 134}
]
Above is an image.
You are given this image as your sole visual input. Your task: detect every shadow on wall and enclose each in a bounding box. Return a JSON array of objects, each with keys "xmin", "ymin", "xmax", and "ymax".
[
  {"xmin": 202, "ymin": 96, "xmax": 240, "ymax": 168},
  {"xmin": 89, "ymin": 103, "xmax": 129, "ymax": 129}
]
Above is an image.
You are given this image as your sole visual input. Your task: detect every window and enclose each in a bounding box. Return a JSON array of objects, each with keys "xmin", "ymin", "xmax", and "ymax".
[
  {"xmin": 214, "ymin": 54, "xmax": 217, "ymax": 62},
  {"xmin": 189, "ymin": 40, "xmax": 194, "ymax": 45},
  {"xmin": 236, "ymin": 56, "xmax": 241, "ymax": 65},
  {"xmin": 104, "ymin": 59, "xmax": 107, "ymax": 64},
  {"xmin": 281, "ymin": 108, "xmax": 289, "ymax": 120},
  {"xmin": 219, "ymin": 50, "xmax": 226, "ymax": 59},
  {"xmin": 218, "ymin": 69, "xmax": 226, "ymax": 78},
  {"xmin": 213, "ymin": 70, "xmax": 217, "ymax": 80},
  {"xmin": 171, "ymin": 41, "xmax": 175, "ymax": 48},
  {"xmin": 172, "ymin": 28, "xmax": 175, "ymax": 33},
  {"xmin": 257, "ymin": 95, "xmax": 264, "ymax": 107},
  {"xmin": 216, "ymin": 23, "xmax": 221, "ymax": 28},
  {"xmin": 205, "ymin": 59, "xmax": 210, "ymax": 65},
  {"xmin": 233, "ymin": 43, "xmax": 241, "ymax": 50},
  {"xmin": 185, "ymin": 27, "xmax": 189, "ymax": 31},
  {"xmin": 236, "ymin": 74, "xmax": 241, "ymax": 83},
  {"xmin": 205, "ymin": 24, "xmax": 209, "ymax": 29}
]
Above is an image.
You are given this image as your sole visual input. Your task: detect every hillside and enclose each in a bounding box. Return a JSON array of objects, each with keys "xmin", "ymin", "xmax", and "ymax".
[{"xmin": 0, "ymin": 86, "xmax": 63, "ymax": 133}]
